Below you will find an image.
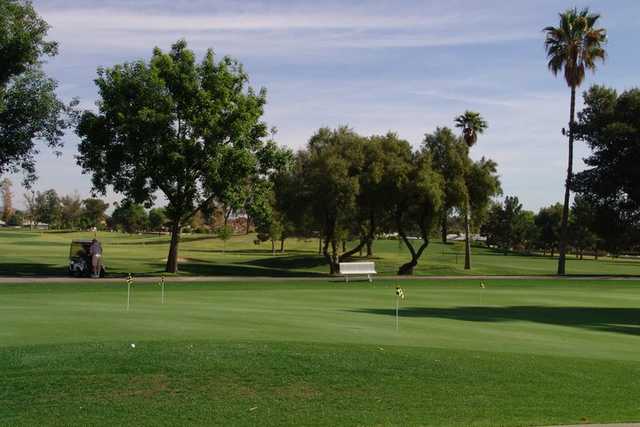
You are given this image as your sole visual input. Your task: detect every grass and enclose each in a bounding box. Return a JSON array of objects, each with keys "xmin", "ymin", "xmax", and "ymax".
[
  {"xmin": 1, "ymin": 279, "xmax": 640, "ymax": 426},
  {"xmin": 1, "ymin": 228, "xmax": 640, "ymax": 277}
]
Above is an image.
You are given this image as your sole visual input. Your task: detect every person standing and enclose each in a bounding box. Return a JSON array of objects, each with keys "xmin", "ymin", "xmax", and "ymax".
[{"xmin": 89, "ymin": 239, "xmax": 103, "ymax": 278}]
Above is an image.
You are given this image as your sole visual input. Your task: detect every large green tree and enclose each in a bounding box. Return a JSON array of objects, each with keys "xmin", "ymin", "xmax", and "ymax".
[
  {"xmin": 573, "ymin": 85, "xmax": 640, "ymax": 254},
  {"xmin": 0, "ymin": 0, "xmax": 74, "ymax": 184},
  {"xmin": 110, "ymin": 201, "xmax": 148, "ymax": 234},
  {"xmin": 454, "ymin": 111, "xmax": 490, "ymax": 270},
  {"xmin": 76, "ymin": 40, "xmax": 286, "ymax": 272},
  {"xmin": 534, "ymin": 203, "xmax": 563, "ymax": 257},
  {"xmin": 33, "ymin": 189, "xmax": 61, "ymax": 228},
  {"xmin": 60, "ymin": 192, "xmax": 83, "ymax": 229},
  {"xmin": 422, "ymin": 127, "xmax": 467, "ymax": 244},
  {"xmin": 481, "ymin": 196, "xmax": 533, "ymax": 254},
  {"xmin": 392, "ymin": 148, "xmax": 444, "ymax": 275},
  {"xmin": 293, "ymin": 127, "xmax": 365, "ymax": 273},
  {"xmin": 543, "ymin": 7, "xmax": 607, "ymax": 275},
  {"xmin": 81, "ymin": 198, "xmax": 109, "ymax": 229}
]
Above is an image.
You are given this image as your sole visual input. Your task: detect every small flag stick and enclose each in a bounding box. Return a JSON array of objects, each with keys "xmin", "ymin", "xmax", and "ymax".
[
  {"xmin": 395, "ymin": 296, "xmax": 399, "ymax": 331},
  {"xmin": 395, "ymin": 286, "xmax": 405, "ymax": 331},
  {"xmin": 160, "ymin": 275, "xmax": 165, "ymax": 305},
  {"xmin": 126, "ymin": 273, "xmax": 133, "ymax": 311}
]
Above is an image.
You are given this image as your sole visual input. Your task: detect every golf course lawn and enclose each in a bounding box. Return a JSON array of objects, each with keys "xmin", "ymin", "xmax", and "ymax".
[
  {"xmin": 2, "ymin": 229, "xmax": 640, "ymax": 277},
  {"xmin": 1, "ymin": 279, "xmax": 639, "ymax": 426}
]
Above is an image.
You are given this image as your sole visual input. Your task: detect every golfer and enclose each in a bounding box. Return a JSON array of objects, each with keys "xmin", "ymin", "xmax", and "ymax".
[{"xmin": 89, "ymin": 239, "xmax": 103, "ymax": 278}]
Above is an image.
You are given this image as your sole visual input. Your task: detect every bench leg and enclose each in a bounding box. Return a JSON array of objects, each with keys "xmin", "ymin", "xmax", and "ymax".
[
  {"xmin": 368, "ymin": 274, "xmax": 372, "ymax": 283},
  {"xmin": 345, "ymin": 275, "xmax": 349, "ymax": 284}
]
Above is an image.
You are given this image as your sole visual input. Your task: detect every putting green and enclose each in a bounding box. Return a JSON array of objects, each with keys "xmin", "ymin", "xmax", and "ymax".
[{"xmin": 1, "ymin": 279, "xmax": 639, "ymax": 426}]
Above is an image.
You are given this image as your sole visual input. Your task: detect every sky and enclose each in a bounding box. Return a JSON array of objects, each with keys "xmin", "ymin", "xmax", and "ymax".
[{"xmin": 7, "ymin": 0, "xmax": 640, "ymax": 211}]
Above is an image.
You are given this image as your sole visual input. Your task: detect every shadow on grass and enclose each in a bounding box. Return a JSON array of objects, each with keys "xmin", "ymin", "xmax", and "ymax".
[
  {"xmin": 141, "ymin": 260, "xmax": 328, "ymax": 277},
  {"xmin": 0, "ymin": 263, "xmax": 67, "ymax": 276},
  {"xmin": 240, "ymin": 254, "xmax": 327, "ymax": 270},
  {"xmin": 351, "ymin": 305, "xmax": 640, "ymax": 336},
  {"xmin": 187, "ymin": 248, "xmax": 314, "ymax": 256}
]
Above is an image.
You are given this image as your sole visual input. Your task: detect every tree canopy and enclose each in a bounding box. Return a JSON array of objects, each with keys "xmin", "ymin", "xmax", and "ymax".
[
  {"xmin": 76, "ymin": 40, "xmax": 288, "ymax": 272},
  {"xmin": 573, "ymin": 85, "xmax": 640, "ymax": 253},
  {"xmin": 0, "ymin": 0, "xmax": 74, "ymax": 184}
]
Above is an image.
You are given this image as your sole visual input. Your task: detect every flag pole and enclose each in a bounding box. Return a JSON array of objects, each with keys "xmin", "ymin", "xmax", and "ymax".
[
  {"xmin": 161, "ymin": 275, "xmax": 165, "ymax": 305},
  {"xmin": 126, "ymin": 273, "xmax": 133, "ymax": 311},
  {"xmin": 395, "ymin": 295, "xmax": 399, "ymax": 331}
]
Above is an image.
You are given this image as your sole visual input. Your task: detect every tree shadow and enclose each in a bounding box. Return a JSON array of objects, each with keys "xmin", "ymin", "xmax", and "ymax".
[
  {"xmin": 240, "ymin": 254, "xmax": 327, "ymax": 270},
  {"xmin": 143, "ymin": 260, "xmax": 328, "ymax": 277},
  {"xmin": 350, "ymin": 305, "xmax": 640, "ymax": 336},
  {"xmin": 0, "ymin": 262, "xmax": 67, "ymax": 276},
  {"xmin": 187, "ymin": 248, "xmax": 314, "ymax": 255}
]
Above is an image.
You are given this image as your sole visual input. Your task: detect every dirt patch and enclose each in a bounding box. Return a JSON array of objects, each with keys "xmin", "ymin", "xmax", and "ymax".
[{"xmin": 272, "ymin": 382, "xmax": 320, "ymax": 400}]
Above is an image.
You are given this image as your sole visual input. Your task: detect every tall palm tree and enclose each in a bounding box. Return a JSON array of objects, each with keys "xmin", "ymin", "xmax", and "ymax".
[
  {"xmin": 544, "ymin": 8, "xmax": 606, "ymax": 275},
  {"xmin": 455, "ymin": 111, "xmax": 488, "ymax": 270}
]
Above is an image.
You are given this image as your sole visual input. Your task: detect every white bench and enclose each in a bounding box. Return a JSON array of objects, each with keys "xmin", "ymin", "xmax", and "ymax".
[{"xmin": 339, "ymin": 262, "xmax": 377, "ymax": 283}]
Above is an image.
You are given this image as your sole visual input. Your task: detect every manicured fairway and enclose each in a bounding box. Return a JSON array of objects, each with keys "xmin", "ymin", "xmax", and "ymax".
[
  {"xmin": 2, "ymin": 229, "xmax": 640, "ymax": 277},
  {"xmin": 1, "ymin": 279, "xmax": 639, "ymax": 426}
]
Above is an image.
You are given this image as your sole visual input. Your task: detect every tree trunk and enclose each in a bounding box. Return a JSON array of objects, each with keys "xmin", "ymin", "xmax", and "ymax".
[
  {"xmin": 245, "ymin": 216, "xmax": 251, "ymax": 234},
  {"xmin": 558, "ymin": 86, "xmax": 576, "ymax": 276},
  {"xmin": 339, "ymin": 240, "xmax": 366, "ymax": 262},
  {"xmin": 396, "ymin": 211, "xmax": 429, "ymax": 275},
  {"xmin": 342, "ymin": 240, "xmax": 346, "ymax": 253},
  {"xmin": 165, "ymin": 220, "xmax": 181, "ymax": 273},
  {"xmin": 366, "ymin": 239, "xmax": 373, "ymax": 257},
  {"xmin": 271, "ymin": 239, "xmax": 275, "ymax": 255},
  {"xmin": 280, "ymin": 238, "xmax": 285, "ymax": 253},
  {"xmin": 322, "ymin": 238, "xmax": 339, "ymax": 274},
  {"xmin": 318, "ymin": 238, "xmax": 322, "ymax": 255},
  {"xmin": 464, "ymin": 198, "xmax": 471, "ymax": 270},
  {"xmin": 441, "ymin": 210, "xmax": 448, "ymax": 244}
]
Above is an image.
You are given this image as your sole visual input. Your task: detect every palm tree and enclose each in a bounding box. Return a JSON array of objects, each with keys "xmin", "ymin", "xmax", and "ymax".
[
  {"xmin": 455, "ymin": 111, "xmax": 488, "ymax": 270},
  {"xmin": 544, "ymin": 8, "xmax": 606, "ymax": 275}
]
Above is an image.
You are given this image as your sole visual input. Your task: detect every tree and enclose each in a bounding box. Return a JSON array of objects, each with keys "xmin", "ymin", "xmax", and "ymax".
[
  {"xmin": 293, "ymin": 127, "xmax": 365, "ymax": 273},
  {"xmin": 1, "ymin": 178, "xmax": 14, "ymax": 221},
  {"xmin": 466, "ymin": 157, "xmax": 501, "ymax": 238},
  {"xmin": 76, "ymin": 40, "xmax": 286, "ymax": 272},
  {"xmin": 544, "ymin": 7, "xmax": 607, "ymax": 275},
  {"xmin": 569, "ymin": 195, "xmax": 597, "ymax": 259},
  {"xmin": 60, "ymin": 192, "xmax": 83, "ymax": 229},
  {"xmin": 348, "ymin": 133, "xmax": 413, "ymax": 259},
  {"xmin": 0, "ymin": 0, "xmax": 58, "ymax": 87},
  {"xmin": 392, "ymin": 150, "xmax": 444, "ymax": 275},
  {"xmin": 34, "ymin": 189, "xmax": 61, "ymax": 228},
  {"xmin": 7, "ymin": 209, "xmax": 24, "ymax": 226},
  {"xmin": 23, "ymin": 190, "xmax": 37, "ymax": 228},
  {"xmin": 148, "ymin": 208, "xmax": 168, "ymax": 232},
  {"xmin": 82, "ymin": 198, "xmax": 109, "ymax": 229},
  {"xmin": 110, "ymin": 201, "xmax": 148, "ymax": 233},
  {"xmin": 454, "ymin": 110, "xmax": 489, "ymax": 269},
  {"xmin": 422, "ymin": 128, "xmax": 467, "ymax": 244},
  {"xmin": 534, "ymin": 204, "xmax": 563, "ymax": 257},
  {"xmin": 481, "ymin": 196, "xmax": 532, "ymax": 254},
  {"xmin": 0, "ymin": 0, "xmax": 75, "ymax": 184},
  {"xmin": 572, "ymin": 86, "xmax": 640, "ymax": 255}
]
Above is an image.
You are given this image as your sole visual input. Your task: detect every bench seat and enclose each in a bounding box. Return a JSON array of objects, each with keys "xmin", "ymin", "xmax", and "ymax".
[{"xmin": 338, "ymin": 261, "xmax": 377, "ymax": 282}]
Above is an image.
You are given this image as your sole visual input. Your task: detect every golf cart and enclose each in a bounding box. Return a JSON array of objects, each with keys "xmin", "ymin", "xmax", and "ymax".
[{"xmin": 68, "ymin": 239, "xmax": 106, "ymax": 277}]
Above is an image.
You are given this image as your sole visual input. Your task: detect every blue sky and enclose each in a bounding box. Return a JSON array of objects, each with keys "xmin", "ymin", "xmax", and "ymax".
[{"xmin": 9, "ymin": 0, "xmax": 640, "ymax": 210}]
